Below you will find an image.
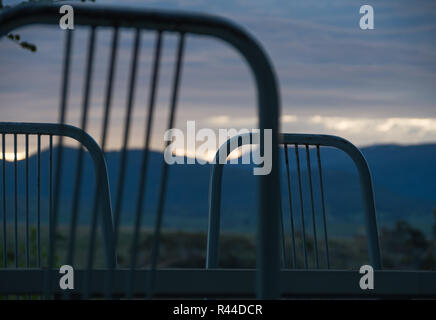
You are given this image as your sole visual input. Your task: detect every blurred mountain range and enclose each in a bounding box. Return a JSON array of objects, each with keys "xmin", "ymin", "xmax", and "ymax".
[{"xmin": 1, "ymin": 143, "xmax": 435, "ymax": 235}]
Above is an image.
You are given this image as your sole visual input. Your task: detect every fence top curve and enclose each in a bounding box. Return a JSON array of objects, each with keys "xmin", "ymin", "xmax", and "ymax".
[
  {"xmin": 208, "ymin": 132, "xmax": 382, "ymax": 269},
  {"xmin": 0, "ymin": 122, "xmax": 105, "ymax": 167}
]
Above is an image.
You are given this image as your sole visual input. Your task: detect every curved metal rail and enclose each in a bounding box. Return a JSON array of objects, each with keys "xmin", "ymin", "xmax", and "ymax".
[
  {"xmin": 207, "ymin": 132, "xmax": 382, "ymax": 270},
  {"xmin": 0, "ymin": 3, "xmax": 280, "ymax": 298},
  {"xmin": 0, "ymin": 122, "xmax": 116, "ymax": 269}
]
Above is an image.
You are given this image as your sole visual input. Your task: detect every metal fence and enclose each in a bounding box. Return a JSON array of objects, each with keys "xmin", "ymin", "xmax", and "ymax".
[
  {"xmin": 0, "ymin": 122, "xmax": 116, "ymax": 298},
  {"xmin": 207, "ymin": 132, "xmax": 382, "ymax": 270},
  {"xmin": 1, "ymin": 3, "xmax": 436, "ymax": 299},
  {"xmin": 0, "ymin": 3, "xmax": 280, "ymax": 298}
]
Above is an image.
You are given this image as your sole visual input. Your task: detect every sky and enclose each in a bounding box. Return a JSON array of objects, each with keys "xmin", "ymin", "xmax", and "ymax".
[{"xmin": 0, "ymin": 0, "xmax": 435, "ymax": 160}]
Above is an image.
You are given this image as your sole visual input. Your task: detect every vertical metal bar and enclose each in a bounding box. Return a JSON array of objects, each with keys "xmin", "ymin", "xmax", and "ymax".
[
  {"xmin": 67, "ymin": 27, "xmax": 96, "ymax": 268},
  {"xmin": 283, "ymin": 144, "xmax": 296, "ymax": 268},
  {"xmin": 342, "ymin": 143, "xmax": 382, "ymax": 269},
  {"xmin": 2, "ymin": 134, "xmax": 6, "ymax": 268},
  {"xmin": 14, "ymin": 134, "xmax": 18, "ymax": 299},
  {"xmin": 83, "ymin": 183, "xmax": 101, "ymax": 300},
  {"xmin": 64, "ymin": 27, "xmax": 96, "ymax": 300},
  {"xmin": 112, "ymin": 29, "xmax": 141, "ymax": 249},
  {"xmin": 100, "ymin": 28, "xmax": 119, "ymax": 299},
  {"xmin": 100, "ymin": 28, "xmax": 119, "ymax": 152},
  {"xmin": 206, "ymin": 163, "xmax": 224, "ymax": 269},
  {"xmin": 128, "ymin": 31, "xmax": 162, "ymax": 299},
  {"xmin": 279, "ymin": 196, "xmax": 287, "ymax": 269},
  {"xmin": 25, "ymin": 135, "xmax": 30, "ymax": 300},
  {"xmin": 13, "ymin": 134, "xmax": 18, "ymax": 269},
  {"xmin": 57, "ymin": 31, "xmax": 73, "ymax": 126},
  {"xmin": 294, "ymin": 144, "xmax": 308, "ymax": 269},
  {"xmin": 49, "ymin": 135, "xmax": 53, "ymax": 260},
  {"xmin": 305, "ymin": 145, "xmax": 319, "ymax": 269},
  {"xmin": 88, "ymin": 29, "xmax": 141, "ymax": 297},
  {"xmin": 44, "ymin": 29, "xmax": 73, "ymax": 299},
  {"xmin": 99, "ymin": 28, "xmax": 119, "ymax": 299},
  {"xmin": 248, "ymin": 31, "xmax": 281, "ymax": 301},
  {"xmin": 37, "ymin": 135, "xmax": 41, "ymax": 268},
  {"xmin": 148, "ymin": 33, "xmax": 185, "ymax": 298},
  {"xmin": 316, "ymin": 145, "xmax": 330, "ymax": 269},
  {"xmin": 25, "ymin": 134, "xmax": 29, "ymax": 269},
  {"xmin": 83, "ymin": 151, "xmax": 118, "ymax": 298}
]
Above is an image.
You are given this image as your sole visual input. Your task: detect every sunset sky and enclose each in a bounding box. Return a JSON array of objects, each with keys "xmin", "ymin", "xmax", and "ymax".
[{"xmin": 0, "ymin": 0, "xmax": 435, "ymax": 160}]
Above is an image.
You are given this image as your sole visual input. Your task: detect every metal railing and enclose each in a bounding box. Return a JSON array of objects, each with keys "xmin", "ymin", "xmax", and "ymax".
[
  {"xmin": 0, "ymin": 3, "xmax": 281, "ymax": 298},
  {"xmin": 0, "ymin": 122, "xmax": 116, "ymax": 298},
  {"xmin": 207, "ymin": 132, "xmax": 382, "ymax": 270},
  {"xmin": 0, "ymin": 126, "xmax": 436, "ymax": 298},
  {"xmin": 3, "ymin": 3, "xmax": 435, "ymax": 300},
  {"xmin": 0, "ymin": 122, "xmax": 116, "ymax": 266}
]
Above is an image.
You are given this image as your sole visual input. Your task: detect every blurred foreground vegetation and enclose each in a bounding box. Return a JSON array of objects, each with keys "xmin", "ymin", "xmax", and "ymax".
[{"xmin": 1, "ymin": 220, "xmax": 435, "ymax": 270}]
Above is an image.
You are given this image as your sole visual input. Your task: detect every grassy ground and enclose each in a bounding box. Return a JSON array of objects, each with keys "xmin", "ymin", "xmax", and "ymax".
[{"xmin": 1, "ymin": 220, "xmax": 435, "ymax": 270}]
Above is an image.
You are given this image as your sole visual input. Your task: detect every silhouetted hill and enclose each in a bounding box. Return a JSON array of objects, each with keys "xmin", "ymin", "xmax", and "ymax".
[{"xmin": 1, "ymin": 143, "xmax": 435, "ymax": 235}]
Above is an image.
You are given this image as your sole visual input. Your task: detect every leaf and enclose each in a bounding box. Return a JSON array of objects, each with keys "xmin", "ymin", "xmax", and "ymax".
[{"xmin": 20, "ymin": 41, "xmax": 37, "ymax": 52}]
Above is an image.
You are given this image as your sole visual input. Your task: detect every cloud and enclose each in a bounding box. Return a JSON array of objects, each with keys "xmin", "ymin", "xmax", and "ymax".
[
  {"xmin": 282, "ymin": 115, "xmax": 298, "ymax": 123},
  {"xmin": 206, "ymin": 114, "xmax": 297, "ymax": 127},
  {"xmin": 309, "ymin": 115, "xmax": 436, "ymax": 134},
  {"xmin": 281, "ymin": 115, "xmax": 436, "ymax": 146},
  {"xmin": 376, "ymin": 117, "xmax": 436, "ymax": 133},
  {"xmin": 1, "ymin": 0, "xmax": 435, "ymax": 151}
]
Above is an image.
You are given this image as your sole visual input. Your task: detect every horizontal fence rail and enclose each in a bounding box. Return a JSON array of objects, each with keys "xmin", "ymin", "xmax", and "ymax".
[{"xmin": 1, "ymin": 269, "xmax": 436, "ymax": 298}]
